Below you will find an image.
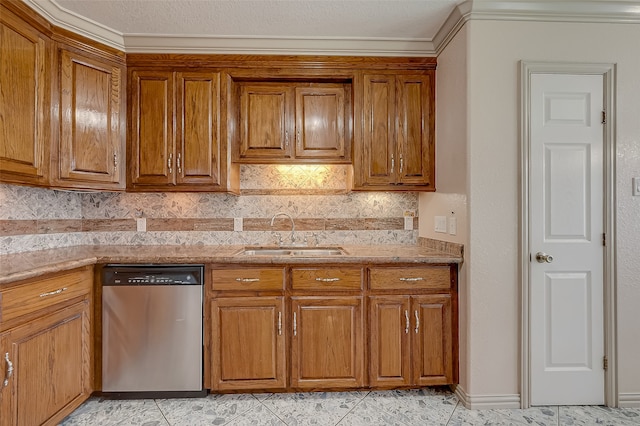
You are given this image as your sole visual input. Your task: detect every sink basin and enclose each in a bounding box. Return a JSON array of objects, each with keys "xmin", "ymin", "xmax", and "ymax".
[{"xmin": 241, "ymin": 247, "xmax": 345, "ymax": 256}]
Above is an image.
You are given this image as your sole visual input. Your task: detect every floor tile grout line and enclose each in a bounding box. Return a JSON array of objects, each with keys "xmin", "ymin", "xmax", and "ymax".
[
  {"xmin": 153, "ymin": 399, "xmax": 172, "ymax": 426},
  {"xmin": 444, "ymin": 399, "xmax": 461, "ymax": 426},
  {"xmin": 333, "ymin": 390, "xmax": 371, "ymax": 426},
  {"xmin": 256, "ymin": 397, "xmax": 290, "ymax": 426}
]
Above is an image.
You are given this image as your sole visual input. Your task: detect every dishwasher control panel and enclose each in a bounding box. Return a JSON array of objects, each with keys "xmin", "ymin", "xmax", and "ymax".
[{"xmin": 102, "ymin": 265, "xmax": 203, "ymax": 286}]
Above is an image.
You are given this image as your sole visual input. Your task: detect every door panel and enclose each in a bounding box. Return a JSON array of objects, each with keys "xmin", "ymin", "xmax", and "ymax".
[
  {"xmin": 369, "ymin": 296, "xmax": 411, "ymax": 387},
  {"xmin": 176, "ymin": 72, "xmax": 220, "ymax": 186},
  {"xmin": 239, "ymin": 84, "xmax": 292, "ymax": 159},
  {"xmin": 412, "ymin": 295, "xmax": 453, "ymax": 386},
  {"xmin": 0, "ymin": 11, "xmax": 49, "ymax": 183},
  {"xmin": 210, "ymin": 297, "xmax": 286, "ymax": 390},
  {"xmin": 362, "ymin": 74, "xmax": 395, "ymax": 185},
  {"xmin": 396, "ymin": 74, "xmax": 433, "ymax": 186},
  {"xmin": 295, "ymin": 86, "xmax": 346, "ymax": 159},
  {"xmin": 59, "ymin": 50, "xmax": 122, "ymax": 186},
  {"xmin": 290, "ymin": 297, "xmax": 363, "ymax": 389},
  {"xmin": 130, "ymin": 71, "xmax": 173, "ymax": 185},
  {"xmin": 530, "ymin": 73, "xmax": 604, "ymax": 405}
]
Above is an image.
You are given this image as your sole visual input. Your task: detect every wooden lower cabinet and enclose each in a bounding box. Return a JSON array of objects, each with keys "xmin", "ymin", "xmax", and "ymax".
[
  {"xmin": 0, "ymin": 300, "xmax": 91, "ymax": 426},
  {"xmin": 209, "ymin": 296, "xmax": 286, "ymax": 391},
  {"xmin": 369, "ymin": 294, "xmax": 453, "ymax": 387},
  {"xmin": 290, "ymin": 296, "xmax": 364, "ymax": 389}
]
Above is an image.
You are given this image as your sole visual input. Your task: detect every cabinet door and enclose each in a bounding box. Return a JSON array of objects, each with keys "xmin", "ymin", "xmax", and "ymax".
[
  {"xmin": 396, "ymin": 74, "xmax": 434, "ymax": 187},
  {"xmin": 290, "ymin": 296, "xmax": 364, "ymax": 389},
  {"xmin": 238, "ymin": 84, "xmax": 293, "ymax": 160},
  {"xmin": 0, "ymin": 10, "xmax": 50, "ymax": 185},
  {"xmin": 360, "ymin": 74, "xmax": 396, "ymax": 186},
  {"xmin": 411, "ymin": 295, "xmax": 453, "ymax": 385},
  {"xmin": 210, "ymin": 297, "xmax": 286, "ymax": 391},
  {"xmin": 294, "ymin": 85, "xmax": 346, "ymax": 160},
  {"xmin": 129, "ymin": 70, "xmax": 174, "ymax": 186},
  {"xmin": 369, "ymin": 296, "xmax": 411, "ymax": 387},
  {"xmin": 0, "ymin": 300, "xmax": 91, "ymax": 426},
  {"xmin": 58, "ymin": 49, "xmax": 124, "ymax": 189},
  {"xmin": 176, "ymin": 72, "xmax": 221, "ymax": 187}
]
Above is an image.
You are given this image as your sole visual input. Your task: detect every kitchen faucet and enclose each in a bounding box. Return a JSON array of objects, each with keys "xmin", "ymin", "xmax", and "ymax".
[{"xmin": 270, "ymin": 212, "xmax": 296, "ymax": 245}]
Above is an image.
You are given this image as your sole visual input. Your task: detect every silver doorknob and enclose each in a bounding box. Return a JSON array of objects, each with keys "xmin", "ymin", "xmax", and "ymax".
[{"xmin": 535, "ymin": 252, "xmax": 554, "ymax": 263}]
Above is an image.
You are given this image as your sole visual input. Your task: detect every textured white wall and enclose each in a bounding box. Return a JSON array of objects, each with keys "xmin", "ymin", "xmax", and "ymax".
[
  {"xmin": 419, "ymin": 23, "xmax": 470, "ymax": 392},
  {"xmin": 462, "ymin": 19, "xmax": 640, "ymax": 402}
]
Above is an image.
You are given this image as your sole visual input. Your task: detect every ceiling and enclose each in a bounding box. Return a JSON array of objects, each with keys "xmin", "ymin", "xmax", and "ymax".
[{"xmin": 24, "ymin": 0, "xmax": 640, "ymax": 55}]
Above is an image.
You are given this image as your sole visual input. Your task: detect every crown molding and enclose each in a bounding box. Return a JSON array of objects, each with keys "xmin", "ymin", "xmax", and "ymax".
[
  {"xmin": 21, "ymin": 0, "xmax": 640, "ymax": 56},
  {"xmin": 435, "ymin": 0, "xmax": 640, "ymax": 53},
  {"xmin": 123, "ymin": 34, "xmax": 436, "ymax": 56}
]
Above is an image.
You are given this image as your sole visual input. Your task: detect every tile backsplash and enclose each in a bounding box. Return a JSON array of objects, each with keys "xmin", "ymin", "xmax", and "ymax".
[{"xmin": 0, "ymin": 166, "xmax": 419, "ymax": 254}]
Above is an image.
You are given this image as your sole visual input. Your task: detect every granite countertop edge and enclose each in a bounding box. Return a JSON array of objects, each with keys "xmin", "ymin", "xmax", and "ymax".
[{"xmin": 0, "ymin": 244, "xmax": 463, "ymax": 286}]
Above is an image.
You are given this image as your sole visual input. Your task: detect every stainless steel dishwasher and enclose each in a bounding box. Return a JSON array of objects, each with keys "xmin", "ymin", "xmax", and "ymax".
[{"xmin": 102, "ymin": 264, "xmax": 205, "ymax": 397}]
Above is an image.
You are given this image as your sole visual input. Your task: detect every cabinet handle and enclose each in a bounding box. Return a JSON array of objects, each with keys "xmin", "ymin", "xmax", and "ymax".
[
  {"xmin": 293, "ymin": 312, "xmax": 297, "ymax": 336},
  {"xmin": 235, "ymin": 278, "xmax": 260, "ymax": 283},
  {"xmin": 400, "ymin": 156, "xmax": 404, "ymax": 174},
  {"xmin": 3, "ymin": 353, "xmax": 13, "ymax": 388},
  {"xmin": 399, "ymin": 277, "xmax": 424, "ymax": 282},
  {"xmin": 278, "ymin": 311, "xmax": 282, "ymax": 336},
  {"xmin": 414, "ymin": 310, "xmax": 420, "ymax": 334},
  {"xmin": 391, "ymin": 155, "xmax": 395, "ymax": 173},
  {"xmin": 177, "ymin": 153, "xmax": 182, "ymax": 175},
  {"xmin": 315, "ymin": 277, "xmax": 340, "ymax": 283},
  {"xmin": 168, "ymin": 153, "xmax": 173, "ymax": 174},
  {"xmin": 296, "ymin": 130, "xmax": 300, "ymax": 146},
  {"xmin": 285, "ymin": 131, "xmax": 289, "ymax": 147},
  {"xmin": 405, "ymin": 310, "xmax": 410, "ymax": 334},
  {"xmin": 39, "ymin": 287, "xmax": 67, "ymax": 298},
  {"xmin": 113, "ymin": 153, "xmax": 118, "ymax": 171}
]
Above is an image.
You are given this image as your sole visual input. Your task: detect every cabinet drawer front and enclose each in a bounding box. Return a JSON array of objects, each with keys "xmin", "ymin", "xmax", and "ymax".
[
  {"xmin": 291, "ymin": 268, "xmax": 363, "ymax": 290},
  {"xmin": 0, "ymin": 268, "xmax": 92, "ymax": 323},
  {"xmin": 211, "ymin": 268, "xmax": 285, "ymax": 291},
  {"xmin": 370, "ymin": 267, "xmax": 450, "ymax": 290}
]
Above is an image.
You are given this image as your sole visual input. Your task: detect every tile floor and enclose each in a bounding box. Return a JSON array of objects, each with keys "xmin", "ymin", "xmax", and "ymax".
[{"xmin": 60, "ymin": 387, "xmax": 640, "ymax": 426}]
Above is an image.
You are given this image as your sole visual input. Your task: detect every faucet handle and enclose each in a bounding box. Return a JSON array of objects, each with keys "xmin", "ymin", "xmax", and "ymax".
[{"xmin": 272, "ymin": 231, "xmax": 283, "ymax": 246}]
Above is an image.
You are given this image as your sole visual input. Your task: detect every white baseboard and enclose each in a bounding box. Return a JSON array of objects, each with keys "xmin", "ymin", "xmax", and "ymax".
[
  {"xmin": 618, "ymin": 393, "xmax": 640, "ymax": 408},
  {"xmin": 453, "ymin": 384, "xmax": 521, "ymax": 409}
]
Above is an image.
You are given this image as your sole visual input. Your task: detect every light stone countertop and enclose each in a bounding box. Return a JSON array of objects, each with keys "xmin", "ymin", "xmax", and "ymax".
[{"xmin": 0, "ymin": 244, "xmax": 462, "ymax": 286}]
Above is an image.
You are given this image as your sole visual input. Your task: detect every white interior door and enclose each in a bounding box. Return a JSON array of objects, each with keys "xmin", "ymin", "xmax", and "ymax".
[{"xmin": 529, "ymin": 73, "xmax": 605, "ymax": 405}]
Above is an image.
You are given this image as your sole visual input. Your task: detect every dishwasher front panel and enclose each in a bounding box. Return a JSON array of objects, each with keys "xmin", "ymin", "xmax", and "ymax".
[{"xmin": 102, "ymin": 268, "xmax": 203, "ymax": 393}]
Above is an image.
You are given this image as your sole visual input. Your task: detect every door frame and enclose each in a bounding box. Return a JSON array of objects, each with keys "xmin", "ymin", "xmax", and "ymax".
[{"xmin": 519, "ymin": 61, "xmax": 617, "ymax": 408}]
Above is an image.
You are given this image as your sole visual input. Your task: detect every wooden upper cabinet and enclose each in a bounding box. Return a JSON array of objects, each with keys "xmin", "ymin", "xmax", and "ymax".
[
  {"xmin": 56, "ymin": 49, "xmax": 125, "ymax": 190},
  {"xmin": 295, "ymin": 86, "xmax": 347, "ymax": 160},
  {"xmin": 239, "ymin": 83, "xmax": 293, "ymax": 159},
  {"xmin": 234, "ymin": 81, "xmax": 351, "ymax": 163},
  {"xmin": 129, "ymin": 70, "xmax": 174, "ymax": 186},
  {"xmin": 176, "ymin": 72, "xmax": 221, "ymax": 186},
  {"xmin": 129, "ymin": 70, "xmax": 228, "ymax": 191},
  {"xmin": 0, "ymin": 8, "xmax": 50, "ymax": 185},
  {"xmin": 356, "ymin": 72, "xmax": 435, "ymax": 190}
]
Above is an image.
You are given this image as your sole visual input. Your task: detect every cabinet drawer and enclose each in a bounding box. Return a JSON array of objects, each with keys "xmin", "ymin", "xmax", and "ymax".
[
  {"xmin": 0, "ymin": 267, "xmax": 92, "ymax": 323},
  {"xmin": 291, "ymin": 267, "xmax": 363, "ymax": 291},
  {"xmin": 211, "ymin": 268, "xmax": 285, "ymax": 291},
  {"xmin": 369, "ymin": 266, "xmax": 451, "ymax": 291}
]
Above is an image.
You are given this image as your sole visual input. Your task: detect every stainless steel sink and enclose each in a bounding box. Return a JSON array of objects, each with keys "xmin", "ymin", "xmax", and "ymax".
[{"xmin": 241, "ymin": 247, "xmax": 345, "ymax": 256}]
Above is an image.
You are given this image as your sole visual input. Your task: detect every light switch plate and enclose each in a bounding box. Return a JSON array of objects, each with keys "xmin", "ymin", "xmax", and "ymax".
[
  {"xmin": 633, "ymin": 177, "xmax": 640, "ymax": 196},
  {"xmin": 234, "ymin": 217, "xmax": 243, "ymax": 232},
  {"xmin": 448, "ymin": 217, "xmax": 457, "ymax": 235},
  {"xmin": 136, "ymin": 218, "xmax": 146, "ymax": 232},
  {"xmin": 434, "ymin": 216, "xmax": 447, "ymax": 233}
]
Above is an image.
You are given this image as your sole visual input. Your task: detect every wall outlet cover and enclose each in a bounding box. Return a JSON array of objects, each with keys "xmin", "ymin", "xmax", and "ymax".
[
  {"xmin": 404, "ymin": 216, "xmax": 413, "ymax": 230},
  {"xmin": 448, "ymin": 217, "xmax": 457, "ymax": 235},
  {"xmin": 434, "ymin": 216, "xmax": 447, "ymax": 233},
  {"xmin": 136, "ymin": 218, "xmax": 146, "ymax": 232},
  {"xmin": 234, "ymin": 217, "xmax": 243, "ymax": 232}
]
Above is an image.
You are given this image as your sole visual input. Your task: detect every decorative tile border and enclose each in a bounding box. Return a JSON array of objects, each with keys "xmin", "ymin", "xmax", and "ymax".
[{"xmin": 419, "ymin": 237, "xmax": 464, "ymax": 258}]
